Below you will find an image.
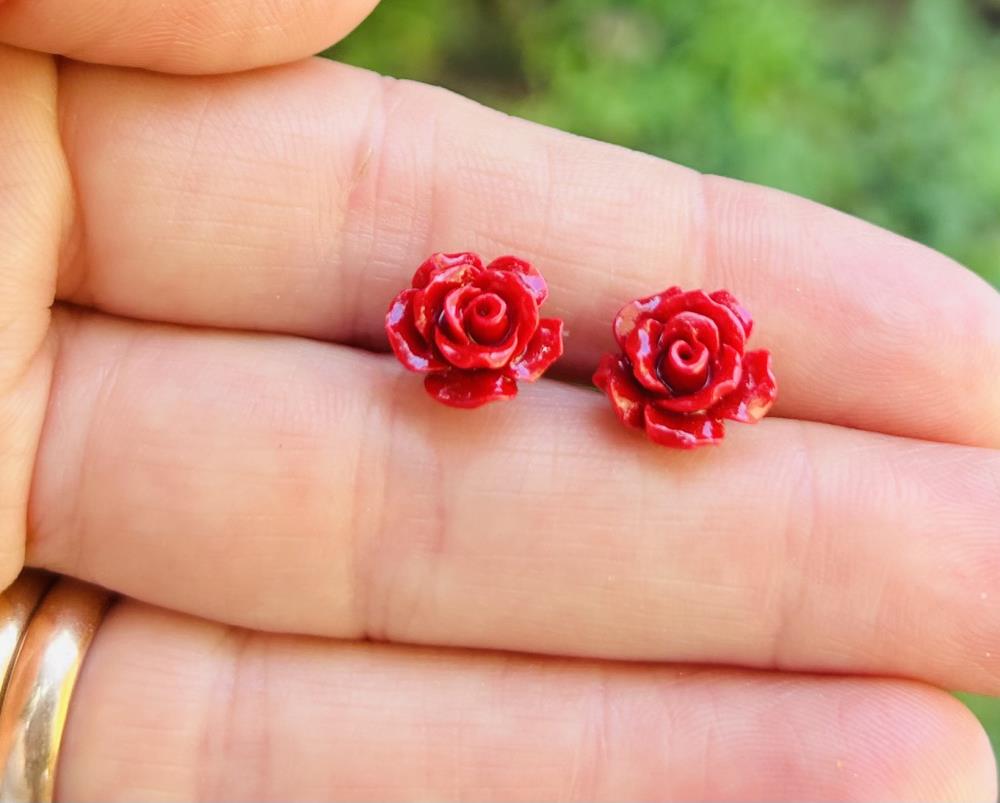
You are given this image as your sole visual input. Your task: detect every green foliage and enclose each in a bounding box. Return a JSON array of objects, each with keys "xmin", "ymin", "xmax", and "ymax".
[
  {"xmin": 327, "ymin": 0, "xmax": 1000, "ymax": 287},
  {"xmin": 959, "ymin": 693, "xmax": 1000, "ymax": 759},
  {"xmin": 327, "ymin": 0, "xmax": 1000, "ymax": 755}
]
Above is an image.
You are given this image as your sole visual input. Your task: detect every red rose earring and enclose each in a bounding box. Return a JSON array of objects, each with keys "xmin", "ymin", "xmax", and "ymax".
[
  {"xmin": 593, "ymin": 287, "xmax": 776, "ymax": 449},
  {"xmin": 386, "ymin": 252, "xmax": 565, "ymax": 408}
]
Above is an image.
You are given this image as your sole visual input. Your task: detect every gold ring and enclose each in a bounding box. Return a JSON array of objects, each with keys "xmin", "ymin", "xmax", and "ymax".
[
  {"xmin": 0, "ymin": 576, "xmax": 112, "ymax": 803},
  {"xmin": 0, "ymin": 572, "xmax": 55, "ymax": 701}
]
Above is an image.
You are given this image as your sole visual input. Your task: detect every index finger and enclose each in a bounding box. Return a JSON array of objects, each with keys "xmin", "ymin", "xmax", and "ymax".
[
  {"xmin": 57, "ymin": 60, "xmax": 1000, "ymax": 446},
  {"xmin": 0, "ymin": 0, "xmax": 379, "ymax": 74}
]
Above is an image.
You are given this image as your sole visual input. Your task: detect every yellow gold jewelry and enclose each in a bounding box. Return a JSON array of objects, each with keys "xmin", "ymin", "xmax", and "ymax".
[
  {"xmin": 0, "ymin": 572, "xmax": 55, "ymax": 700},
  {"xmin": 0, "ymin": 577, "xmax": 112, "ymax": 803}
]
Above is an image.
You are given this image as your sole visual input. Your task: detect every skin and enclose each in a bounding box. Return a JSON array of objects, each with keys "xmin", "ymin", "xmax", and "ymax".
[{"xmin": 0, "ymin": 0, "xmax": 998, "ymax": 799}]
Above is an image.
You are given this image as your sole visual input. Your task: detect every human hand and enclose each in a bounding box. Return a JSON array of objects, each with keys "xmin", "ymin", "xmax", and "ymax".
[{"xmin": 1, "ymin": 0, "xmax": 999, "ymax": 798}]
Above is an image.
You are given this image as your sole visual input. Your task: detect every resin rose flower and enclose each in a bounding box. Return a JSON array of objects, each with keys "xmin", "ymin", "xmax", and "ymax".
[
  {"xmin": 386, "ymin": 252, "xmax": 564, "ymax": 408},
  {"xmin": 593, "ymin": 287, "xmax": 776, "ymax": 448}
]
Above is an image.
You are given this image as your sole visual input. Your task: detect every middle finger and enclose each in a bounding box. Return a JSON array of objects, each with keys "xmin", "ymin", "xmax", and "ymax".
[
  {"xmin": 56, "ymin": 59, "xmax": 1000, "ymax": 448},
  {"xmin": 29, "ymin": 308, "xmax": 1000, "ymax": 694}
]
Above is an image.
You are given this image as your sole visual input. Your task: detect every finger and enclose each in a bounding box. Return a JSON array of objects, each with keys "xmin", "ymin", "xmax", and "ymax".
[
  {"xmin": 29, "ymin": 310, "xmax": 1000, "ymax": 694},
  {"xmin": 0, "ymin": 46, "xmax": 71, "ymax": 588},
  {"xmin": 56, "ymin": 59, "xmax": 1000, "ymax": 446},
  {"xmin": 0, "ymin": 0, "xmax": 378, "ymax": 74},
  {"xmin": 58, "ymin": 601, "xmax": 995, "ymax": 802}
]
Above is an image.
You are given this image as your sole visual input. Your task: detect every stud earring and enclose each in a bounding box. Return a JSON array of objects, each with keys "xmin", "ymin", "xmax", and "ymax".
[
  {"xmin": 386, "ymin": 252, "xmax": 564, "ymax": 408},
  {"xmin": 593, "ymin": 287, "xmax": 776, "ymax": 448}
]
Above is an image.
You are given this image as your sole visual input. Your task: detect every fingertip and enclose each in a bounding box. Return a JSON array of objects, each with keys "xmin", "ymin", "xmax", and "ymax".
[
  {"xmin": 715, "ymin": 177, "xmax": 1000, "ymax": 448},
  {"xmin": 713, "ymin": 678, "xmax": 999, "ymax": 802},
  {"xmin": 886, "ymin": 685, "xmax": 998, "ymax": 802}
]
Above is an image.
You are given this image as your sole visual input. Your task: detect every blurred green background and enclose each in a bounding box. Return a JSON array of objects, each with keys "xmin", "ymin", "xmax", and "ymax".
[{"xmin": 325, "ymin": 0, "xmax": 1000, "ymax": 752}]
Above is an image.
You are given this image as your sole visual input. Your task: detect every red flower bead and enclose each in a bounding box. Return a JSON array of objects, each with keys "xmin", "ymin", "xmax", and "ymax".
[
  {"xmin": 593, "ymin": 287, "xmax": 776, "ymax": 448},
  {"xmin": 386, "ymin": 252, "xmax": 564, "ymax": 408}
]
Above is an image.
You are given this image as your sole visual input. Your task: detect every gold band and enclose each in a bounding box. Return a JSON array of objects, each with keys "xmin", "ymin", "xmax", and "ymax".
[
  {"xmin": 0, "ymin": 572, "xmax": 55, "ymax": 701},
  {"xmin": 0, "ymin": 577, "xmax": 112, "ymax": 803}
]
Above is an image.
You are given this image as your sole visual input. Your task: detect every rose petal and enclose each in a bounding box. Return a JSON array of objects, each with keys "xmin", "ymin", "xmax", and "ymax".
[
  {"xmin": 614, "ymin": 288, "xmax": 747, "ymax": 355},
  {"xmin": 464, "ymin": 292, "xmax": 510, "ymax": 344},
  {"xmin": 644, "ymin": 406, "xmax": 725, "ymax": 449},
  {"xmin": 660, "ymin": 338, "xmax": 710, "ymax": 394},
  {"xmin": 652, "ymin": 344, "xmax": 743, "ymax": 413},
  {"xmin": 714, "ymin": 349, "xmax": 777, "ymax": 423},
  {"xmin": 507, "ymin": 318, "xmax": 564, "ymax": 381},
  {"xmin": 613, "ymin": 286, "xmax": 683, "ymax": 349},
  {"xmin": 412, "ymin": 263, "xmax": 484, "ymax": 340},
  {"xmin": 680, "ymin": 291, "xmax": 747, "ymax": 353},
  {"xmin": 624, "ymin": 318, "xmax": 668, "ymax": 394},
  {"xmin": 486, "ymin": 255, "xmax": 548, "ymax": 304},
  {"xmin": 475, "ymin": 269, "xmax": 540, "ymax": 353},
  {"xmin": 385, "ymin": 289, "xmax": 448, "ymax": 372},
  {"xmin": 412, "ymin": 252, "xmax": 483, "ymax": 289},
  {"xmin": 620, "ymin": 290, "xmax": 744, "ymax": 353},
  {"xmin": 434, "ymin": 326, "xmax": 519, "ymax": 370},
  {"xmin": 441, "ymin": 285, "xmax": 480, "ymax": 345},
  {"xmin": 424, "ymin": 369, "xmax": 517, "ymax": 408},
  {"xmin": 709, "ymin": 289, "xmax": 754, "ymax": 337},
  {"xmin": 661, "ymin": 311, "xmax": 720, "ymax": 357},
  {"xmin": 593, "ymin": 354, "xmax": 647, "ymax": 429}
]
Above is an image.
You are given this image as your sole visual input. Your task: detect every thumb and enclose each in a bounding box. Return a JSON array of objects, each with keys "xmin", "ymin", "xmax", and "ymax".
[{"xmin": 0, "ymin": 0, "xmax": 380, "ymax": 74}]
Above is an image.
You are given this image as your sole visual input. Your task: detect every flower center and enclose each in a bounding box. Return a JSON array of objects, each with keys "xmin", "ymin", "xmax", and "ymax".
[
  {"xmin": 659, "ymin": 337, "xmax": 710, "ymax": 394},
  {"xmin": 466, "ymin": 292, "xmax": 509, "ymax": 344}
]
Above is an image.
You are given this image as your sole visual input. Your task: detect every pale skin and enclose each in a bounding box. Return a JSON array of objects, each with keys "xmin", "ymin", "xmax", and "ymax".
[{"xmin": 1, "ymin": 0, "xmax": 999, "ymax": 798}]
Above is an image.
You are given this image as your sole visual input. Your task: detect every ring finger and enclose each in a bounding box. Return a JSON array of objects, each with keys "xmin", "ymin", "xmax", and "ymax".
[{"xmin": 28, "ymin": 309, "xmax": 1000, "ymax": 694}]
